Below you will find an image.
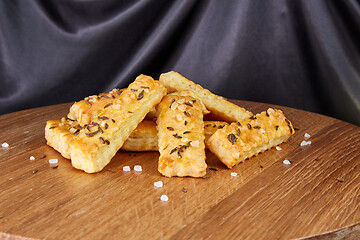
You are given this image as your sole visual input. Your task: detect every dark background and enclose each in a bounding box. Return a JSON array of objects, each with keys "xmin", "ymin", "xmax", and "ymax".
[{"xmin": 1, "ymin": 0, "xmax": 359, "ymax": 126}]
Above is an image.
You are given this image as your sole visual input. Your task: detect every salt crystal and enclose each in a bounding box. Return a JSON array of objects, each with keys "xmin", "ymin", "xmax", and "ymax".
[
  {"xmin": 160, "ymin": 195, "xmax": 168, "ymax": 202},
  {"xmin": 1, "ymin": 142, "xmax": 9, "ymax": 148},
  {"xmin": 267, "ymin": 108, "xmax": 275, "ymax": 114},
  {"xmin": 130, "ymin": 92, "xmax": 136, "ymax": 99},
  {"xmin": 190, "ymin": 140, "xmax": 199, "ymax": 147},
  {"xmin": 304, "ymin": 133, "xmax": 311, "ymax": 139},
  {"xmin": 176, "ymin": 114, "xmax": 183, "ymax": 121},
  {"xmin": 49, "ymin": 159, "xmax": 58, "ymax": 168},
  {"xmin": 154, "ymin": 181, "xmax": 163, "ymax": 188},
  {"xmin": 171, "ymin": 102, "xmax": 178, "ymax": 111},
  {"xmin": 300, "ymin": 140, "xmax": 312, "ymax": 146},
  {"xmin": 283, "ymin": 159, "xmax": 291, "ymax": 165},
  {"xmin": 134, "ymin": 165, "xmax": 142, "ymax": 172},
  {"xmin": 181, "ymin": 138, "xmax": 188, "ymax": 143},
  {"xmin": 29, "ymin": 156, "xmax": 35, "ymax": 161},
  {"xmin": 230, "ymin": 172, "xmax": 238, "ymax": 177},
  {"xmin": 144, "ymin": 88, "xmax": 149, "ymax": 93},
  {"xmin": 276, "ymin": 146, "xmax": 282, "ymax": 151},
  {"xmin": 177, "ymin": 98, "xmax": 185, "ymax": 104},
  {"xmin": 123, "ymin": 166, "xmax": 131, "ymax": 172},
  {"xmin": 178, "ymin": 104, "xmax": 186, "ymax": 112},
  {"xmin": 113, "ymin": 104, "xmax": 120, "ymax": 110},
  {"xmin": 260, "ymin": 129, "xmax": 266, "ymax": 134}
]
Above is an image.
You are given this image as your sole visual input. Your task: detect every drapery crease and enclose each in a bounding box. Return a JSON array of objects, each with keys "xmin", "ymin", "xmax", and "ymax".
[{"xmin": 0, "ymin": 0, "xmax": 359, "ymax": 126}]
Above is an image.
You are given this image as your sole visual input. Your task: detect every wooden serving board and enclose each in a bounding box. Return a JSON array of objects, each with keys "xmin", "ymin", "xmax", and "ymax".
[{"xmin": 0, "ymin": 100, "xmax": 359, "ymax": 240}]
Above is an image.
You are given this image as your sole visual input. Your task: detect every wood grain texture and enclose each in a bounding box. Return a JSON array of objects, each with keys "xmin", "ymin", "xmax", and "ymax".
[{"xmin": 0, "ymin": 101, "xmax": 359, "ymax": 240}]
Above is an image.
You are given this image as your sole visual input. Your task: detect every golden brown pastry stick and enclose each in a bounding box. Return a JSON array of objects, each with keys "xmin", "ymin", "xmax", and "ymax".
[
  {"xmin": 121, "ymin": 120, "xmax": 159, "ymax": 151},
  {"xmin": 67, "ymin": 88, "xmax": 124, "ymax": 126},
  {"xmin": 206, "ymin": 108, "xmax": 295, "ymax": 168},
  {"xmin": 121, "ymin": 120, "xmax": 228, "ymax": 151},
  {"xmin": 159, "ymin": 71, "xmax": 252, "ymax": 122},
  {"xmin": 69, "ymin": 75, "xmax": 167, "ymax": 173},
  {"xmin": 156, "ymin": 95, "xmax": 207, "ymax": 177}
]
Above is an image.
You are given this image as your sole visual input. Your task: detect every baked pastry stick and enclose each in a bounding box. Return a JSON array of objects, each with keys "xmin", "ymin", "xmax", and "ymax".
[
  {"xmin": 45, "ymin": 118, "xmax": 81, "ymax": 159},
  {"xmin": 69, "ymin": 75, "xmax": 167, "ymax": 173},
  {"xmin": 67, "ymin": 88, "xmax": 124, "ymax": 127},
  {"xmin": 206, "ymin": 108, "xmax": 295, "ymax": 168},
  {"xmin": 121, "ymin": 120, "xmax": 159, "ymax": 151},
  {"xmin": 121, "ymin": 120, "xmax": 228, "ymax": 151},
  {"xmin": 156, "ymin": 95, "xmax": 207, "ymax": 177},
  {"xmin": 159, "ymin": 71, "xmax": 253, "ymax": 122}
]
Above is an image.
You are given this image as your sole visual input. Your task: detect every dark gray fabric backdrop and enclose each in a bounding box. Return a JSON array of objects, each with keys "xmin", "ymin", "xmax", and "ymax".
[{"xmin": 0, "ymin": 0, "xmax": 359, "ymax": 125}]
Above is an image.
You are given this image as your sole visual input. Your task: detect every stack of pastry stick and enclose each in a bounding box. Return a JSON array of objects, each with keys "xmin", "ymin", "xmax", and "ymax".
[{"xmin": 45, "ymin": 71, "xmax": 295, "ymax": 177}]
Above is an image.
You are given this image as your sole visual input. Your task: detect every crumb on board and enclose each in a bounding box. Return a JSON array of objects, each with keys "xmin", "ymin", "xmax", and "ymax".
[
  {"xmin": 160, "ymin": 194, "xmax": 168, "ymax": 202},
  {"xmin": 134, "ymin": 165, "xmax": 142, "ymax": 172},
  {"xmin": 49, "ymin": 159, "xmax": 58, "ymax": 168},
  {"xmin": 1, "ymin": 142, "xmax": 9, "ymax": 148},
  {"xmin": 300, "ymin": 140, "xmax": 312, "ymax": 146},
  {"xmin": 154, "ymin": 181, "xmax": 163, "ymax": 188},
  {"xmin": 123, "ymin": 166, "xmax": 131, "ymax": 172},
  {"xmin": 283, "ymin": 159, "xmax": 291, "ymax": 165}
]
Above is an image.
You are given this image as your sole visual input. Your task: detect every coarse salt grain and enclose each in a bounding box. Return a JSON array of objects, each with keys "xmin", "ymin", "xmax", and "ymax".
[
  {"xmin": 304, "ymin": 133, "xmax": 311, "ymax": 139},
  {"xmin": 144, "ymin": 88, "xmax": 149, "ymax": 93},
  {"xmin": 176, "ymin": 114, "xmax": 183, "ymax": 121},
  {"xmin": 160, "ymin": 195, "xmax": 168, "ymax": 202},
  {"xmin": 130, "ymin": 92, "xmax": 136, "ymax": 99},
  {"xmin": 171, "ymin": 102, "xmax": 178, "ymax": 111},
  {"xmin": 177, "ymin": 98, "xmax": 185, "ymax": 104},
  {"xmin": 49, "ymin": 159, "xmax": 58, "ymax": 168},
  {"xmin": 230, "ymin": 172, "xmax": 238, "ymax": 177},
  {"xmin": 1, "ymin": 142, "xmax": 9, "ymax": 148},
  {"xmin": 134, "ymin": 165, "xmax": 142, "ymax": 172},
  {"xmin": 113, "ymin": 104, "xmax": 120, "ymax": 110},
  {"xmin": 29, "ymin": 156, "xmax": 35, "ymax": 161},
  {"xmin": 260, "ymin": 129, "xmax": 266, "ymax": 134},
  {"xmin": 123, "ymin": 166, "xmax": 131, "ymax": 172},
  {"xmin": 276, "ymin": 146, "xmax": 282, "ymax": 151},
  {"xmin": 300, "ymin": 140, "xmax": 312, "ymax": 146},
  {"xmin": 181, "ymin": 138, "xmax": 188, "ymax": 143},
  {"xmin": 283, "ymin": 159, "xmax": 291, "ymax": 165},
  {"xmin": 154, "ymin": 181, "xmax": 163, "ymax": 188},
  {"xmin": 178, "ymin": 104, "xmax": 187, "ymax": 112},
  {"xmin": 190, "ymin": 140, "xmax": 199, "ymax": 147}
]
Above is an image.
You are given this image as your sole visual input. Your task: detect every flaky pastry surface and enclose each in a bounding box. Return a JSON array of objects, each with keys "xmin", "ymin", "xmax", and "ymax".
[
  {"xmin": 68, "ymin": 88, "xmax": 124, "ymax": 127},
  {"xmin": 45, "ymin": 118, "xmax": 80, "ymax": 159}
]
